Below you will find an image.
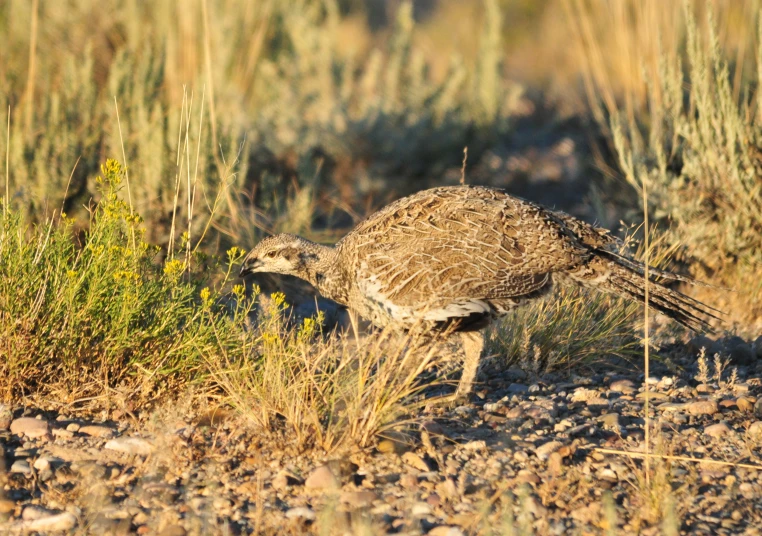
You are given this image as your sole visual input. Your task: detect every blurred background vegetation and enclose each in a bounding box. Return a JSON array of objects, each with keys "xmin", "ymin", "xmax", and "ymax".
[{"xmin": 1, "ymin": 0, "xmax": 761, "ymax": 328}]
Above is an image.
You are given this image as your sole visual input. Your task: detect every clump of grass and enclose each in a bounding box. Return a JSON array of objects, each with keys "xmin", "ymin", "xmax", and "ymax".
[
  {"xmin": 209, "ymin": 304, "xmax": 443, "ymax": 451},
  {"xmin": 0, "ymin": 159, "xmax": 253, "ymax": 405},
  {"xmin": 489, "ymin": 287, "xmax": 641, "ymax": 374}
]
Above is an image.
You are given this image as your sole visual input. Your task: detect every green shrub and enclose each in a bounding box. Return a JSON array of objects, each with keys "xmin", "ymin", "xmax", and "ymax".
[{"xmin": 0, "ymin": 159, "xmax": 253, "ymax": 403}]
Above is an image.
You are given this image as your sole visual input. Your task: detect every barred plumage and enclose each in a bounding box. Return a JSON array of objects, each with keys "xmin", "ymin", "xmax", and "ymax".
[{"xmin": 240, "ymin": 185, "xmax": 719, "ymax": 401}]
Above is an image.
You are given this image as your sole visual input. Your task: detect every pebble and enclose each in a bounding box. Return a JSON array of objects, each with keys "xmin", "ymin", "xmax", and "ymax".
[
  {"xmin": 0, "ymin": 404, "xmax": 11, "ymax": 430},
  {"xmin": 412, "ymin": 502, "xmax": 432, "ymax": 516},
  {"xmin": 304, "ymin": 465, "xmax": 339, "ymax": 490},
  {"xmin": 402, "ymin": 452, "xmax": 430, "ymax": 472},
  {"xmin": 687, "ymin": 400, "xmax": 718, "ymax": 416},
  {"xmin": 104, "ymin": 436, "xmax": 154, "ymax": 455},
  {"xmin": 22, "ymin": 506, "xmax": 57, "ymax": 521},
  {"xmin": 340, "ymin": 491, "xmax": 377, "ymax": 508},
  {"xmin": 636, "ymin": 391, "xmax": 668, "ymax": 400},
  {"xmin": 0, "ymin": 500, "xmax": 16, "ymax": 514},
  {"xmin": 79, "ymin": 424, "xmax": 115, "ymax": 438},
  {"xmin": 610, "ymin": 379, "xmax": 636, "ymax": 394},
  {"xmin": 600, "ymin": 413, "xmax": 622, "ymax": 430},
  {"xmin": 157, "ymin": 525, "xmax": 186, "ymax": 536},
  {"xmin": 586, "ymin": 397, "xmax": 610, "ymax": 410},
  {"xmin": 737, "ymin": 397, "xmax": 754, "ymax": 412},
  {"xmin": 272, "ymin": 471, "xmax": 301, "ymax": 490},
  {"xmin": 52, "ymin": 428, "xmax": 74, "ymax": 439},
  {"xmin": 507, "ymin": 383, "xmax": 529, "ymax": 394},
  {"xmin": 748, "ymin": 421, "xmax": 762, "ymax": 439},
  {"xmin": 377, "ymin": 438, "xmax": 408, "ymax": 454},
  {"xmin": 428, "ymin": 526, "xmax": 465, "ymax": 536},
  {"xmin": 10, "ymin": 417, "xmax": 49, "ymax": 438},
  {"xmin": 33, "ymin": 456, "xmax": 52, "ymax": 471},
  {"xmin": 285, "ymin": 507, "xmax": 316, "ymax": 521},
  {"xmin": 10, "ymin": 460, "xmax": 31, "ymax": 474},
  {"xmin": 17, "ymin": 512, "xmax": 77, "ymax": 532},
  {"xmin": 535, "ymin": 441, "xmax": 564, "ymax": 461},
  {"xmin": 704, "ymin": 422, "xmax": 731, "ymax": 438},
  {"xmin": 729, "ymin": 343, "xmax": 754, "ymax": 365}
]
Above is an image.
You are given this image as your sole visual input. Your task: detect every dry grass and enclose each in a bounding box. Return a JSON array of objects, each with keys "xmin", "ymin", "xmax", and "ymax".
[{"xmin": 208, "ymin": 300, "xmax": 448, "ymax": 451}]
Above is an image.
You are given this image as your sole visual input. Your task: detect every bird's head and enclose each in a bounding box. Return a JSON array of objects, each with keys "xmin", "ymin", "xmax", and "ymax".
[{"xmin": 239, "ymin": 234, "xmax": 319, "ymax": 278}]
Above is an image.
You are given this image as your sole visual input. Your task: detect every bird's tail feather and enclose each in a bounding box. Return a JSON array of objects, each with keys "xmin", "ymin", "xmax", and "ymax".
[{"xmin": 573, "ymin": 253, "xmax": 721, "ymax": 333}]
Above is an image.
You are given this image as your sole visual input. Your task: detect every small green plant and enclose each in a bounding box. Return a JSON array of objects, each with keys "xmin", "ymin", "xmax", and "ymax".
[{"xmin": 0, "ymin": 159, "xmax": 253, "ymax": 404}]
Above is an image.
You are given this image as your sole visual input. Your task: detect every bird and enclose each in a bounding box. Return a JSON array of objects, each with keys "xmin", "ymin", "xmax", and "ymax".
[{"xmin": 239, "ymin": 185, "xmax": 719, "ymax": 403}]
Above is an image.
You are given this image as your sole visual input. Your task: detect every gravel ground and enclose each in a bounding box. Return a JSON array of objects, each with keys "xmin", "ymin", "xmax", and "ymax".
[{"xmin": 2, "ymin": 336, "xmax": 762, "ymax": 535}]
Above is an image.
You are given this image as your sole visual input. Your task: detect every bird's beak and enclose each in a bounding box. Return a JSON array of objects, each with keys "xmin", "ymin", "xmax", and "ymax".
[{"xmin": 239, "ymin": 257, "xmax": 260, "ymax": 277}]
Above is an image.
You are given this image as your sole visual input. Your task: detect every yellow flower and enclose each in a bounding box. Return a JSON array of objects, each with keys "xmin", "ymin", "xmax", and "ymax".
[
  {"xmin": 163, "ymin": 259, "xmax": 185, "ymax": 279},
  {"xmin": 200, "ymin": 287, "xmax": 212, "ymax": 307}
]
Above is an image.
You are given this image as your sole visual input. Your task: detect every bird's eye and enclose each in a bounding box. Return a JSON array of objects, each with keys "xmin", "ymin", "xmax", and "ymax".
[{"xmin": 265, "ymin": 250, "xmax": 277, "ymax": 259}]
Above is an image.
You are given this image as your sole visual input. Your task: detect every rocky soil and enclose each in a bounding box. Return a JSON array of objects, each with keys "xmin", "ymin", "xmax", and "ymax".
[{"xmin": 2, "ymin": 336, "xmax": 762, "ymax": 535}]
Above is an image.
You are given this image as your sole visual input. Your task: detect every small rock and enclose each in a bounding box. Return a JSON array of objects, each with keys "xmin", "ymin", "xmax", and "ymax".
[
  {"xmin": 22, "ymin": 506, "xmax": 56, "ymax": 521},
  {"xmin": 0, "ymin": 404, "xmax": 11, "ymax": 430},
  {"xmin": 10, "ymin": 417, "xmax": 49, "ymax": 438},
  {"xmin": 377, "ymin": 438, "xmax": 408, "ymax": 454},
  {"xmin": 535, "ymin": 441, "xmax": 564, "ymax": 461},
  {"xmin": 754, "ymin": 398, "xmax": 762, "ymax": 418},
  {"xmin": 285, "ymin": 507, "xmax": 316, "ymax": 521},
  {"xmin": 104, "ymin": 436, "xmax": 154, "ymax": 456},
  {"xmin": 687, "ymin": 399, "xmax": 718, "ymax": 416},
  {"xmin": 402, "ymin": 452, "xmax": 430, "ymax": 472},
  {"xmin": 597, "ymin": 468, "xmax": 618, "ymax": 483},
  {"xmin": 636, "ymin": 391, "xmax": 668, "ymax": 400},
  {"xmin": 66, "ymin": 423, "xmax": 80, "ymax": 432},
  {"xmin": 10, "ymin": 460, "xmax": 31, "ymax": 474},
  {"xmin": 610, "ymin": 379, "xmax": 636, "ymax": 394},
  {"xmin": 19, "ymin": 512, "xmax": 77, "ymax": 532},
  {"xmin": 688, "ymin": 335, "xmax": 714, "ymax": 355},
  {"xmin": 421, "ymin": 420, "xmax": 446, "ymax": 436},
  {"xmin": 52, "ymin": 428, "xmax": 74, "ymax": 439},
  {"xmin": 586, "ymin": 397, "xmax": 610, "ymax": 410},
  {"xmin": 0, "ymin": 499, "xmax": 15, "ymax": 514},
  {"xmin": 340, "ymin": 491, "xmax": 377, "ymax": 508},
  {"xmin": 411, "ymin": 502, "xmax": 432, "ymax": 516},
  {"xmin": 600, "ymin": 413, "xmax": 621, "ymax": 430},
  {"xmin": 719, "ymin": 399, "xmax": 737, "ymax": 409},
  {"xmin": 513, "ymin": 450, "xmax": 529, "ymax": 463},
  {"xmin": 729, "ymin": 343, "xmax": 754, "ymax": 366},
  {"xmin": 428, "ymin": 527, "xmax": 465, "ymax": 536},
  {"xmin": 157, "ymin": 525, "xmax": 186, "ymax": 536},
  {"xmin": 704, "ymin": 422, "xmax": 731, "ymax": 438},
  {"xmin": 304, "ymin": 465, "xmax": 339, "ymax": 490},
  {"xmin": 462, "ymin": 440, "xmax": 487, "ymax": 451},
  {"xmin": 272, "ymin": 471, "xmax": 301, "ymax": 490},
  {"xmin": 79, "ymin": 425, "xmax": 115, "ymax": 438},
  {"xmin": 33, "ymin": 457, "xmax": 51, "ymax": 472},
  {"xmin": 400, "ymin": 474, "xmax": 418, "ymax": 489},
  {"xmin": 507, "ymin": 383, "xmax": 529, "ymax": 394},
  {"xmin": 748, "ymin": 421, "xmax": 762, "ymax": 439}
]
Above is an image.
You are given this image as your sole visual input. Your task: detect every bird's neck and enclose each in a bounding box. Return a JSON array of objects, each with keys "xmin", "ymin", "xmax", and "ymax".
[{"xmin": 296, "ymin": 241, "xmax": 349, "ymax": 306}]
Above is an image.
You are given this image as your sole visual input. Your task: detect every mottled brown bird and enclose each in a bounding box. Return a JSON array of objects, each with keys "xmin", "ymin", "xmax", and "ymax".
[{"xmin": 240, "ymin": 185, "xmax": 718, "ymax": 402}]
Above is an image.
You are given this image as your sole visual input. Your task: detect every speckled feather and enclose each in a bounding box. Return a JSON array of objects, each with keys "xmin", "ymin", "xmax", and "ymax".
[{"xmin": 242, "ymin": 185, "xmax": 718, "ymax": 333}]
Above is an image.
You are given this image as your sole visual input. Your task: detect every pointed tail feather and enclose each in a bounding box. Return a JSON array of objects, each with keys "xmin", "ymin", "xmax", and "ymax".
[{"xmin": 576, "ymin": 255, "xmax": 722, "ymax": 333}]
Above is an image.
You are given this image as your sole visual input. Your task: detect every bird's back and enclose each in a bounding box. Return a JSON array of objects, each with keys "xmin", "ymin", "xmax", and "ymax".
[{"xmin": 336, "ymin": 185, "xmax": 600, "ymax": 328}]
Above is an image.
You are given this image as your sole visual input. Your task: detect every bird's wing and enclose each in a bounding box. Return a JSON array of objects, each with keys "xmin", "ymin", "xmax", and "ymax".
[{"xmin": 344, "ymin": 186, "xmax": 590, "ymax": 309}]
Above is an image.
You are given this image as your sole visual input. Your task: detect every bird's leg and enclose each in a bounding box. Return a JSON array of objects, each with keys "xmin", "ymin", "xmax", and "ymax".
[{"xmin": 446, "ymin": 331, "xmax": 484, "ymax": 405}]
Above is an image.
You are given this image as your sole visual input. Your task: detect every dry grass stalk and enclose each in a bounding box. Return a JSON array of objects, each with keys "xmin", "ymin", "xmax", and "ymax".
[{"xmin": 595, "ymin": 448, "xmax": 762, "ymax": 472}]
